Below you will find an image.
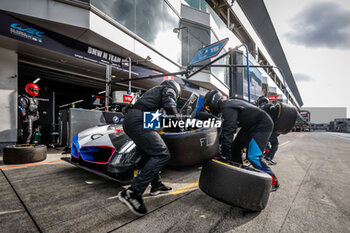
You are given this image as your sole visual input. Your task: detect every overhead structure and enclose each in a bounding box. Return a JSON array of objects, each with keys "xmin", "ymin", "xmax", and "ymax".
[
  {"xmin": 206, "ymin": 0, "xmax": 303, "ymax": 107},
  {"xmin": 236, "ymin": 0, "xmax": 303, "ymax": 107}
]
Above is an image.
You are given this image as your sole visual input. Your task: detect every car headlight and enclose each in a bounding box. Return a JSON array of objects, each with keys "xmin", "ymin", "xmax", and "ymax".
[{"xmin": 109, "ymin": 141, "xmax": 136, "ymax": 166}]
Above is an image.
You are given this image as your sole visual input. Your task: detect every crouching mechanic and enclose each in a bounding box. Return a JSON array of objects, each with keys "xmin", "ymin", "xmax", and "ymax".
[
  {"xmin": 256, "ymin": 96, "xmax": 280, "ymax": 165},
  {"xmin": 204, "ymin": 90, "xmax": 279, "ymax": 191},
  {"xmin": 119, "ymin": 80, "xmax": 182, "ymax": 216}
]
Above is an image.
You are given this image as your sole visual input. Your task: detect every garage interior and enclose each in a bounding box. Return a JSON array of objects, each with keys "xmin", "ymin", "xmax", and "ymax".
[{"xmin": 16, "ymin": 48, "xmax": 159, "ymax": 146}]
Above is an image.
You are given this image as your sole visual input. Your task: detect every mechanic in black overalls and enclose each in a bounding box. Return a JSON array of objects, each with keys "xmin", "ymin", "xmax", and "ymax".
[
  {"xmin": 18, "ymin": 83, "xmax": 40, "ymax": 144},
  {"xmin": 118, "ymin": 80, "xmax": 181, "ymax": 216},
  {"xmin": 203, "ymin": 90, "xmax": 279, "ymax": 191},
  {"xmin": 256, "ymin": 96, "xmax": 280, "ymax": 165}
]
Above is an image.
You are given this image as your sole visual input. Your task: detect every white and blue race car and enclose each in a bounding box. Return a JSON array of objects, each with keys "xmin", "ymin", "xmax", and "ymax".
[{"xmin": 62, "ymin": 93, "xmax": 220, "ymax": 183}]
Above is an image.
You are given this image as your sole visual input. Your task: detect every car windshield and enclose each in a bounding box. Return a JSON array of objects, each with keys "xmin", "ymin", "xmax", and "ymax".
[{"xmin": 180, "ymin": 92, "xmax": 200, "ymax": 117}]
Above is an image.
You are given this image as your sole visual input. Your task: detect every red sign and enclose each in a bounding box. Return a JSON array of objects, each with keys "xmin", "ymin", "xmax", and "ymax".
[
  {"xmin": 267, "ymin": 95, "xmax": 279, "ymax": 101},
  {"xmin": 162, "ymin": 76, "xmax": 174, "ymax": 81},
  {"xmin": 123, "ymin": 95, "xmax": 133, "ymax": 103}
]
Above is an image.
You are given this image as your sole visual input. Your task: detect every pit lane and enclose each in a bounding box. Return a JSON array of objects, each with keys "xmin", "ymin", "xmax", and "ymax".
[{"xmin": 1, "ymin": 132, "xmax": 350, "ymax": 233}]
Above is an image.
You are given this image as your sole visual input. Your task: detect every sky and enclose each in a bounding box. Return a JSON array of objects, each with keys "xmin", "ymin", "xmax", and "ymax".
[{"xmin": 264, "ymin": 0, "xmax": 350, "ymax": 117}]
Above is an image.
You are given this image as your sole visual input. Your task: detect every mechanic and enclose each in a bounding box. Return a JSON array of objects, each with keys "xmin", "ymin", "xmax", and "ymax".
[
  {"xmin": 204, "ymin": 90, "xmax": 279, "ymax": 191},
  {"xmin": 118, "ymin": 80, "xmax": 182, "ymax": 216},
  {"xmin": 256, "ymin": 96, "xmax": 280, "ymax": 165},
  {"xmin": 18, "ymin": 83, "xmax": 40, "ymax": 144}
]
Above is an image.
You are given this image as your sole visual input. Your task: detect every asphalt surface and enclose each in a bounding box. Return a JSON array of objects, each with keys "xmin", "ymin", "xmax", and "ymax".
[{"xmin": 0, "ymin": 132, "xmax": 350, "ymax": 233}]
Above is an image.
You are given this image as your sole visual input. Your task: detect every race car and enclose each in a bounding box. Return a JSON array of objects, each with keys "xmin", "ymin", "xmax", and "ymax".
[{"xmin": 62, "ymin": 92, "xmax": 220, "ymax": 183}]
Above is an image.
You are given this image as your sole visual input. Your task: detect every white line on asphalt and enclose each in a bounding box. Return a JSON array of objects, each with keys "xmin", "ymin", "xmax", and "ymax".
[
  {"xmin": 280, "ymin": 141, "xmax": 290, "ymax": 147},
  {"xmin": 0, "ymin": 210, "xmax": 21, "ymax": 215},
  {"xmin": 330, "ymin": 133, "xmax": 350, "ymax": 140},
  {"xmin": 107, "ymin": 195, "xmax": 119, "ymax": 200}
]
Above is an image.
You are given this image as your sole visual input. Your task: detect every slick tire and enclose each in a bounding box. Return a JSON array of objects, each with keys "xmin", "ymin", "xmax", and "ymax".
[
  {"xmin": 274, "ymin": 103, "xmax": 298, "ymax": 134},
  {"xmin": 199, "ymin": 159, "xmax": 272, "ymax": 211},
  {"xmin": 3, "ymin": 145, "xmax": 47, "ymax": 164},
  {"xmin": 161, "ymin": 127, "xmax": 219, "ymax": 167}
]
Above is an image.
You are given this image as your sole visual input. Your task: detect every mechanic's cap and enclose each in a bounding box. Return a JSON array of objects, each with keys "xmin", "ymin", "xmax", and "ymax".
[
  {"xmin": 161, "ymin": 80, "xmax": 182, "ymax": 98},
  {"xmin": 203, "ymin": 90, "xmax": 223, "ymax": 115},
  {"xmin": 256, "ymin": 96, "xmax": 269, "ymax": 106},
  {"xmin": 25, "ymin": 83, "xmax": 39, "ymax": 97}
]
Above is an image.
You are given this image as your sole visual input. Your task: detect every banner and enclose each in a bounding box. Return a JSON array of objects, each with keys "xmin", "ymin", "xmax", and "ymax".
[
  {"xmin": 189, "ymin": 38, "xmax": 229, "ymax": 66},
  {"xmin": 267, "ymin": 95, "xmax": 279, "ymax": 101},
  {"xmin": 0, "ymin": 11, "xmax": 163, "ymax": 77},
  {"xmin": 0, "ymin": 11, "xmax": 205, "ymax": 91}
]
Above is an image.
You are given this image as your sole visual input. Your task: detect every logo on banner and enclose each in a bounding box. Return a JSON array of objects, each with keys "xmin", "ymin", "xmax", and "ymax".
[
  {"xmin": 162, "ymin": 76, "xmax": 174, "ymax": 81},
  {"xmin": 9, "ymin": 23, "xmax": 44, "ymax": 43},
  {"xmin": 143, "ymin": 110, "xmax": 162, "ymax": 129},
  {"xmin": 267, "ymin": 95, "xmax": 279, "ymax": 101},
  {"xmin": 123, "ymin": 95, "xmax": 133, "ymax": 103},
  {"xmin": 189, "ymin": 38, "xmax": 229, "ymax": 66}
]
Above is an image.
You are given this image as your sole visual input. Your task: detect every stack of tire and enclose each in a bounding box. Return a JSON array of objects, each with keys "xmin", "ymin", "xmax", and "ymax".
[{"xmin": 3, "ymin": 145, "xmax": 47, "ymax": 164}]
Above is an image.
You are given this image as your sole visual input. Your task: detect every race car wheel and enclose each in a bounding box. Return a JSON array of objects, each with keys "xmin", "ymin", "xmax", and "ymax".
[
  {"xmin": 199, "ymin": 159, "xmax": 272, "ymax": 211},
  {"xmin": 161, "ymin": 127, "xmax": 219, "ymax": 167},
  {"xmin": 3, "ymin": 144, "xmax": 47, "ymax": 164}
]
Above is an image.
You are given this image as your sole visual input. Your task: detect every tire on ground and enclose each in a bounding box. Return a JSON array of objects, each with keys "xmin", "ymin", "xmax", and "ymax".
[
  {"xmin": 3, "ymin": 145, "xmax": 47, "ymax": 164},
  {"xmin": 199, "ymin": 159, "xmax": 272, "ymax": 211}
]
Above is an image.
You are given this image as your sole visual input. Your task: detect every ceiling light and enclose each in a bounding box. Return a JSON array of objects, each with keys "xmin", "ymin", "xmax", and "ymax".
[{"xmin": 33, "ymin": 78, "xmax": 40, "ymax": 83}]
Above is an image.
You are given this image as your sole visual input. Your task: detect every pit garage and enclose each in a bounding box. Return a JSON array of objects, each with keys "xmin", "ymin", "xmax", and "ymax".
[
  {"xmin": 16, "ymin": 57, "xmax": 158, "ymax": 148},
  {"xmin": 15, "ymin": 56, "xmax": 198, "ymax": 148},
  {"xmin": 0, "ymin": 10, "xmax": 185, "ymax": 149}
]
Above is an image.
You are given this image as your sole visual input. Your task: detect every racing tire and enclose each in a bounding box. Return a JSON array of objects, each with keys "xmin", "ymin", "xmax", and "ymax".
[
  {"xmin": 3, "ymin": 145, "xmax": 47, "ymax": 164},
  {"xmin": 161, "ymin": 127, "xmax": 219, "ymax": 167},
  {"xmin": 199, "ymin": 159, "xmax": 272, "ymax": 211},
  {"xmin": 274, "ymin": 103, "xmax": 298, "ymax": 134}
]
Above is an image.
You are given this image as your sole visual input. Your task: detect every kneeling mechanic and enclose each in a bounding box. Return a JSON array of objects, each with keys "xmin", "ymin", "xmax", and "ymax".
[{"xmin": 204, "ymin": 90, "xmax": 279, "ymax": 191}]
